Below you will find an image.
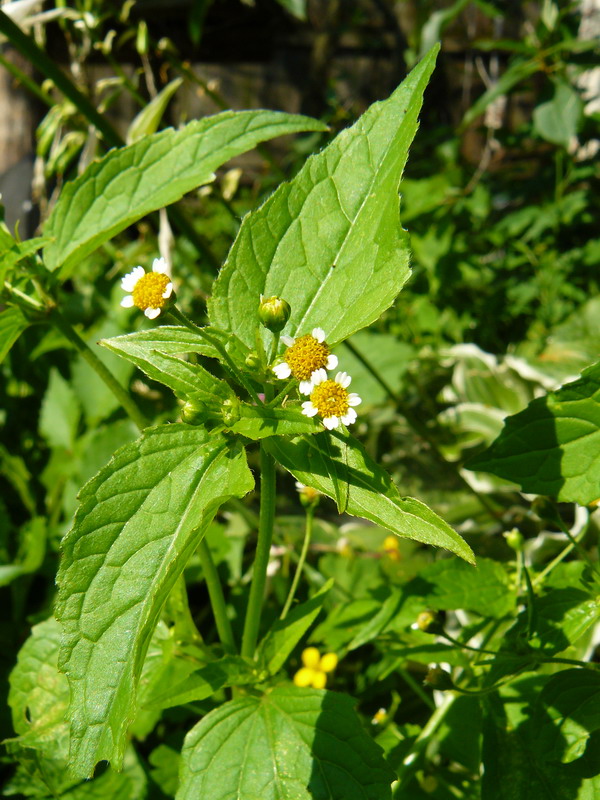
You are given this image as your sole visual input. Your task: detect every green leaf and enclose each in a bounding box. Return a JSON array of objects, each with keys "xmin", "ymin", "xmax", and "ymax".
[
  {"xmin": 467, "ymin": 362, "xmax": 600, "ymax": 505},
  {"xmin": 126, "ymin": 77, "xmax": 183, "ymax": 144},
  {"xmin": 43, "ymin": 110, "xmax": 328, "ymax": 278},
  {"xmin": 177, "ymin": 687, "xmax": 395, "ymax": 800},
  {"xmin": 533, "ymin": 670, "xmax": 600, "ymax": 765},
  {"xmin": 0, "ymin": 307, "xmax": 30, "ymax": 364},
  {"xmin": 0, "ymin": 235, "xmax": 48, "ymax": 282},
  {"xmin": 266, "ymin": 430, "xmax": 474, "ymax": 563},
  {"xmin": 257, "ymin": 579, "xmax": 334, "ymax": 675},
  {"xmin": 142, "ymin": 654, "xmax": 257, "ymax": 711},
  {"xmin": 274, "ymin": 0, "xmax": 307, "ymax": 20},
  {"xmin": 39, "ymin": 367, "xmax": 80, "ymax": 449},
  {"xmin": 55, "ymin": 424, "xmax": 254, "ymax": 778},
  {"xmin": 228, "ymin": 404, "xmax": 321, "ymax": 439},
  {"xmin": 209, "ymin": 46, "xmax": 439, "ymax": 349},
  {"xmin": 0, "ymin": 517, "xmax": 46, "ymax": 587},
  {"xmin": 461, "ymin": 58, "xmax": 539, "ymax": 129},
  {"xmin": 414, "ymin": 557, "xmax": 514, "ymax": 618},
  {"xmin": 533, "ymin": 82, "xmax": 583, "ymax": 149},
  {"xmin": 101, "ymin": 328, "xmax": 234, "ymax": 405}
]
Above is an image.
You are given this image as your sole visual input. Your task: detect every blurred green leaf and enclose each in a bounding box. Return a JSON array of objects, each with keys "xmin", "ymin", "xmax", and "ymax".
[
  {"xmin": 468, "ymin": 361, "xmax": 600, "ymax": 505},
  {"xmin": 39, "ymin": 367, "xmax": 80, "ymax": 450},
  {"xmin": 533, "ymin": 83, "xmax": 583, "ymax": 149},
  {"xmin": 126, "ymin": 77, "xmax": 183, "ymax": 144},
  {"xmin": 0, "ymin": 517, "xmax": 46, "ymax": 587},
  {"xmin": 178, "ymin": 687, "xmax": 395, "ymax": 800},
  {"xmin": 0, "ymin": 307, "xmax": 30, "ymax": 364}
]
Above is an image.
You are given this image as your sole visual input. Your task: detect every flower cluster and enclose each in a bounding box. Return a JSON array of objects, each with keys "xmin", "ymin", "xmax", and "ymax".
[
  {"xmin": 272, "ymin": 326, "xmax": 362, "ymax": 429},
  {"xmin": 293, "ymin": 647, "xmax": 338, "ymax": 689}
]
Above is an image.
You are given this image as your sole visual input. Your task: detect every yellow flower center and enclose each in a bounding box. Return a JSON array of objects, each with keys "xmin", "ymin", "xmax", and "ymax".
[
  {"xmin": 310, "ymin": 380, "xmax": 349, "ymax": 418},
  {"xmin": 284, "ymin": 335, "xmax": 330, "ymax": 380},
  {"xmin": 131, "ymin": 272, "xmax": 170, "ymax": 310}
]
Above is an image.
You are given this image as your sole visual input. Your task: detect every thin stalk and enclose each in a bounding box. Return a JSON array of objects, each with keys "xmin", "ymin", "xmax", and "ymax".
[
  {"xmin": 0, "ymin": 51, "xmax": 53, "ymax": 107},
  {"xmin": 50, "ymin": 308, "xmax": 148, "ymax": 430},
  {"xmin": 268, "ymin": 331, "xmax": 281, "ymax": 365},
  {"xmin": 3, "ymin": 282, "xmax": 44, "ymax": 311},
  {"xmin": 198, "ymin": 538, "xmax": 237, "ymax": 654},
  {"xmin": 168, "ymin": 306, "xmax": 262, "ymax": 404},
  {"xmin": 280, "ymin": 506, "xmax": 314, "ymax": 620},
  {"xmin": 241, "ymin": 444, "xmax": 276, "ymax": 659},
  {"xmin": 397, "ymin": 665, "xmax": 436, "ymax": 711},
  {"xmin": 342, "ymin": 339, "xmax": 500, "ymax": 518},
  {"xmin": 267, "ymin": 378, "xmax": 296, "ymax": 407},
  {"xmin": 533, "ymin": 520, "xmax": 590, "ymax": 588},
  {"xmin": 556, "ymin": 519, "xmax": 600, "ymax": 582}
]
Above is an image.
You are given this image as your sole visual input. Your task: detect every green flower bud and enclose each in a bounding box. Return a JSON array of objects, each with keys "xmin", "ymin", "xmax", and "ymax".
[
  {"xmin": 415, "ymin": 609, "xmax": 444, "ymax": 634},
  {"xmin": 244, "ymin": 351, "xmax": 261, "ymax": 371},
  {"xmin": 258, "ymin": 295, "xmax": 291, "ymax": 333},
  {"xmin": 181, "ymin": 401, "xmax": 207, "ymax": 425},
  {"xmin": 423, "ymin": 666, "xmax": 454, "ymax": 691},
  {"xmin": 221, "ymin": 397, "xmax": 241, "ymax": 427},
  {"xmin": 504, "ymin": 527, "xmax": 525, "ymax": 552}
]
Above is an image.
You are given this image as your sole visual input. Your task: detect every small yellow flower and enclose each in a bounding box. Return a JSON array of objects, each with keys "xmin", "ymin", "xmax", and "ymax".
[
  {"xmin": 301, "ymin": 370, "xmax": 361, "ymax": 430},
  {"xmin": 371, "ymin": 707, "xmax": 388, "ymax": 725},
  {"xmin": 293, "ymin": 647, "xmax": 338, "ymax": 689},
  {"xmin": 273, "ymin": 328, "xmax": 338, "ymax": 394},
  {"xmin": 120, "ymin": 257, "xmax": 173, "ymax": 319},
  {"xmin": 295, "ymin": 481, "xmax": 320, "ymax": 507},
  {"xmin": 382, "ymin": 535, "xmax": 401, "ymax": 561}
]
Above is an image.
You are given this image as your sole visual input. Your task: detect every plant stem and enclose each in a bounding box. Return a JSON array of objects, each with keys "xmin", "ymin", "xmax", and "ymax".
[
  {"xmin": 0, "ymin": 51, "xmax": 53, "ymax": 107},
  {"xmin": 280, "ymin": 506, "xmax": 314, "ymax": 620},
  {"xmin": 168, "ymin": 306, "xmax": 262, "ymax": 404},
  {"xmin": 532, "ymin": 519, "xmax": 590, "ymax": 588},
  {"xmin": 50, "ymin": 308, "xmax": 148, "ymax": 430},
  {"xmin": 198, "ymin": 538, "xmax": 237, "ymax": 654},
  {"xmin": 241, "ymin": 444, "xmax": 276, "ymax": 659},
  {"xmin": 556, "ymin": 518, "xmax": 600, "ymax": 582}
]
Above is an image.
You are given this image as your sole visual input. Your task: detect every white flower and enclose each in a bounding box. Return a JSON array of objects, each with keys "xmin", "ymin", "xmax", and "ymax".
[
  {"xmin": 301, "ymin": 370, "xmax": 361, "ymax": 429},
  {"xmin": 272, "ymin": 327, "xmax": 338, "ymax": 392},
  {"xmin": 120, "ymin": 257, "xmax": 173, "ymax": 319}
]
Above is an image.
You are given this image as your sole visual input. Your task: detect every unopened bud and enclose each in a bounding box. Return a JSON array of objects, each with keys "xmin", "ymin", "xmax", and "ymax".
[
  {"xmin": 244, "ymin": 351, "xmax": 261, "ymax": 371},
  {"xmin": 504, "ymin": 527, "xmax": 524, "ymax": 552},
  {"xmin": 415, "ymin": 609, "xmax": 444, "ymax": 634},
  {"xmin": 423, "ymin": 666, "xmax": 454, "ymax": 691},
  {"xmin": 221, "ymin": 397, "xmax": 241, "ymax": 427},
  {"xmin": 258, "ymin": 295, "xmax": 291, "ymax": 333},
  {"xmin": 181, "ymin": 401, "xmax": 207, "ymax": 425}
]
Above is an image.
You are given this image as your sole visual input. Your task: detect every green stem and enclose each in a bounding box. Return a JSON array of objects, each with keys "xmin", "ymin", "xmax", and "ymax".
[
  {"xmin": 267, "ymin": 378, "xmax": 296, "ymax": 407},
  {"xmin": 397, "ymin": 665, "xmax": 436, "ymax": 711},
  {"xmin": 280, "ymin": 506, "xmax": 314, "ymax": 620},
  {"xmin": 168, "ymin": 306, "xmax": 262, "ymax": 404},
  {"xmin": 198, "ymin": 538, "xmax": 237, "ymax": 654},
  {"xmin": 533, "ymin": 519, "xmax": 590, "ymax": 588},
  {"xmin": 268, "ymin": 331, "xmax": 281, "ymax": 365},
  {"xmin": 342, "ymin": 339, "xmax": 499, "ymax": 518},
  {"xmin": 50, "ymin": 308, "xmax": 148, "ymax": 430},
  {"xmin": 241, "ymin": 444, "xmax": 276, "ymax": 659},
  {"xmin": 3, "ymin": 282, "xmax": 44, "ymax": 311},
  {"xmin": 0, "ymin": 50, "xmax": 54, "ymax": 107},
  {"xmin": 556, "ymin": 518, "xmax": 600, "ymax": 582}
]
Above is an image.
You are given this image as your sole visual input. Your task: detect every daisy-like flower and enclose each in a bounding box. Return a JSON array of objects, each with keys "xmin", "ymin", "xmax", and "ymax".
[
  {"xmin": 301, "ymin": 370, "xmax": 361, "ymax": 430},
  {"xmin": 272, "ymin": 328, "xmax": 338, "ymax": 394},
  {"xmin": 120, "ymin": 257, "xmax": 173, "ymax": 319}
]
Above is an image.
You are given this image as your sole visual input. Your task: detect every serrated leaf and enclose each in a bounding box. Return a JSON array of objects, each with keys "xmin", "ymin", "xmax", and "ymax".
[
  {"xmin": 228, "ymin": 404, "xmax": 321, "ymax": 439},
  {"xmin": 208, "ymin": 46, "xmax": 439, "ymax": 349},
  {"xmin": 43, "ymin": 110, "xmax": 328, "ymax": 277},
  {"xmin": 467, "ymin": 362, "xmax": 600, "ymax": 505},
  {"xmin": 101, "ymin": 329, "xmax": 234, "ymax": 405},
  {"xmin": 55, "ymin": 424, "xmax": 254, "ymax": 778},
  {"xmin": 0, "ymin": 307, "xmax": 29, "ymax": 364},
  {"xmin": 258, "ymin": 579, "xmax": 333, "ymax": 675},
  {"xmin": 266, "ymin": 430, "xmax": 474, "ymax": 563},
  {"xmin": 177, "ymin": 687, "xmax": 395, "ymax": 800}
]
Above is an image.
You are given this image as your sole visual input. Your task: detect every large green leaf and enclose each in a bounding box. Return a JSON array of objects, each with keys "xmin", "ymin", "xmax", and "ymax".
[
  {"xmin": 55, "ymin": 424, "xmax": 254, "ymax": 778},
  {"xmin": 228, "ymin": 404, "xmax": 321, "ymax": 439},
  {"xmin": 42, "ymin": 110, "xmax": 327, "ymax": 277},
  {"xmin": 266, "ymin": 430, "xmax": 474, "ymax": 563},
  {"xmin": 467, "ymin": 362, "xmax": 600, "ymax": 505},
  {"xmin": 177, "ymin": 687, "xmax": 395, "ymax": 800},
  {"xmin": 0, "ymin": 307, "xmax": 30, "ymax": 364},
  {"xmin": 208, "ymin": 46, "xmax": 439, "ymax": 349},
  {"xmin": 101, "ymin": 329, "xmax": 234, "ymax": 405}
]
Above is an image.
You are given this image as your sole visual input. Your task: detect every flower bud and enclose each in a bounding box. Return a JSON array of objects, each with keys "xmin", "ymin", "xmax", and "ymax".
[
  {"xmin": 244, "ymin": 351, "xmax": 261, "ymax": 371},
  {"xmin": 258, "ymin": 295, "xmax": 291, "ymax": 333},
  {"xmin": 504, "ymin": 527, "xmax": 524, "ymax": 552},
  {"xmin": 423, "ymin": 666, "xmax": 454, "ymax": 691},
  {"xmin": 221, "ymin": 397, "xmax": 241, "ymax": 427},
  {"xmin": 181, "ymin": 401, "xmax": 207, "ymax": 425},
  {"xmin": 415, "ymin": 609, "xmax": 444, "ymax": 635}
]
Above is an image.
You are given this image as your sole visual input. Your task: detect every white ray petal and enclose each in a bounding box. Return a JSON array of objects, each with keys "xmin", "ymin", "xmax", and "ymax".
[
  {"xmin": 323, "ymin": 415, "xmax": 339, "ymax": 430},
  {"xmin": 144, "ymin": 307, "xmax": 161, "ymax": 319},
  {"xmin": 281, "ymin": 335, "xmax": 295, "ymax": 347},
  {"xmin": 152, "ymin": 257, "xmax": 168, "ymax": 273},
  {"xmin": 326, "ymin": 354, "xmax": 338, "ymax": 370},
  {"xmin": 299, "ymin": 380, "xmax": 313, "ymax": 395},
  {"xmin": 341, "ymin": 409, "xmax": 357, "ymax": 425},
  {"xmin": 273, "ymin": 362, "xmax": 291, "ymax": 379},
  {"xmin": 120, "ymin": 295, "xmax": 135, "ymax": 308},
  {"xmin": 310, "ymin": 368, "xmax": 327, "ymax": 385},
  {"xmin": 301, "ymin": 402, "xmax": 319, "ymax": 418},
  {"xmin": 347, "ymin": 393, "xmax": 362, "ymax": 406},
  {"xmin": 335, "ymin": 371, "xmax": 351, "ymax": 388},
  {"xmin": 162, "ymin": 282, "xmax": 173, "ymax": 299},
  {"xmin": 312, "ymin": 328, "xmax": 325, "ymax": 342}
]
